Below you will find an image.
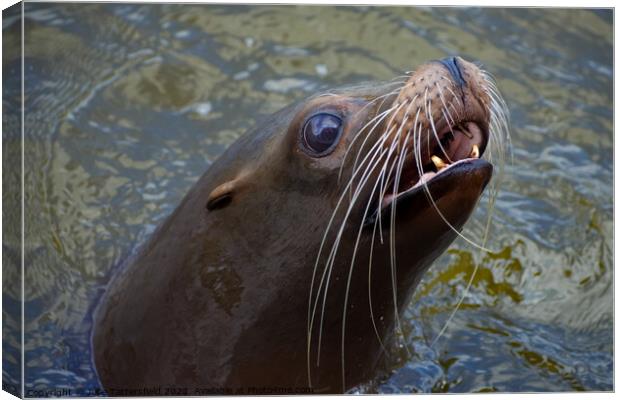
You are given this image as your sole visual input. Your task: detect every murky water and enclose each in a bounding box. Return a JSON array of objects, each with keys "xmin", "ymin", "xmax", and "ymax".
[{"xmin": 2, "ymin": 4, "xmax": 612, "ymax": 395}]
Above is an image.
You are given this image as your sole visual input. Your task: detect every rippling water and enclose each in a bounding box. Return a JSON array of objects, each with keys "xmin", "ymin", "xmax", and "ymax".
[{"xmin": 2, "ymin": 4, "xmax": 612, "ymax": 395}]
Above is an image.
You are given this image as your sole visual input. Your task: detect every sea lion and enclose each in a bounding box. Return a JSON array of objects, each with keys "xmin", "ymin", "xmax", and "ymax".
[{"xmin": 92, "ymin": 56, "xmax": 508, "ymax": 394}]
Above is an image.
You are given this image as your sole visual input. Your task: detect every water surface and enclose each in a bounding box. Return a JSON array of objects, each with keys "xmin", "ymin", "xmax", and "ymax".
[{"xmin": 2, "ymin": 4, "xmax": 613, "ymax": 394}]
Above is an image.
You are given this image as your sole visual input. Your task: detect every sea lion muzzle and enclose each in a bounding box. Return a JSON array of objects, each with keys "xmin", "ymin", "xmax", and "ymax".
[{"xmin": 360, "ymin": 56, "xmax": 494, "ymax": 227}]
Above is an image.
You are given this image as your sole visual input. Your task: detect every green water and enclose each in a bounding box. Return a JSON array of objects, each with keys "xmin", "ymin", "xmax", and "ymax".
[{"xmin": 2, "ymin": 4, "xmax": 612, "ymax": 394}]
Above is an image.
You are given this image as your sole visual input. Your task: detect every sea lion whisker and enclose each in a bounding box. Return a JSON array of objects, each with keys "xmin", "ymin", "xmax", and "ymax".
[
  {"xmin": 441, "ymin": 104, "xmax": 456, "ymax": 132},
  {"xmin": 494, "ymin": 109, "xmax": 510, "ymax": 146},
  {"xmin": 487, "ymin": 92, "xmax": 509, "ymax": 139},
  {"xmin": 388, "ymin": 131, "xmax": 414, "ymax": 358},
  {"xmin": 376, "ymin": 163, "xmax": 388, "ymax": 244},
  {"xmin": 413, "ymin": 116, "xmax": 426, "ymax": 186},
  {"xmin": 375, "ymin": 138, "xmax": 404, "ymax": 244},
  {"xmin": 378, "ymin": 76, "xmax": 411, "ymax": 86},
  {"xmin": 368, "ymin": 157, "xmax": 391, "ymax": 243},
  {"xmin": 424, "ymin": 90, "xmax": 452, "ymax": 163},
  {"xmin": 356, "ymin": 88, "xmax": 400, "ymax": 112},
  {"xmin": 315, "ymin": 148, "xmax": 392, "ymax": 366},
  {"xmin": 339, "ymin": 156, "xmax": 393, "ymax": 391},
  {"xmin": 348, "ymin": 86, "xmax": 402, "ymax": 122},
  {"xmin": 370, "ymin": 126, "xmax": 405, "ymax": 241},
  {"xmin": 435, "ymin": 82, "xmax": 457, "ymax": 128},
  {"xmin": 412, "ymin": 121, "xmax": 496, "ymax": 254},
  {"xmin": 373, "ymin": 104, "xmax": 420, "ymax": 358},
  {"xmin": 439, "ymin": 76, "xmax": 460, "ymax": 97},
  {"xmin": 338, "ymin": 125, "xmax": 410, "ymax": 368},
  {"xmin": 487, "ymin": 100, "xmax": 507, "ymax": 178},
  {"xmin": 486, "ymin": 93, "xmax": 511, "ymax": 192},
  {"xmin": 311, "ymin": 141, "xmax": 393, "ymax": 368},
  {"xmin": 367, "ymin": 208, "xmax": 389, "ymax": 357},
  {"xmin": 366, "ymin": 152, "xmax": 404, "ymax": 353},
  {"xmin": 350, "ymin": 101, "xmax": 409, "ymax": 181},
  {"xmin": 416, "ymin": 170, "xmax": 496, "ymax": 252},
  {"xmin": 481, "ymin": 72, "xmax": 504, "ymax": 98},
  {"xmin": 430, "ymin": 168, "xmax": 497, "ymax": 348},
  {"xmin": 339, "ymin": 105, "xmax": 396, "ymax": 182},
  {"xmin": 344, "ymin": 104, "xmax": 400, "ymax": 187},
  {"xmin": 441, "ymin": 83, "xmax": 464, "ymax": 115},
  {"xmin": 317, "ymin": 92, "xmax": 341, "ymax": 98},
  {"xmin": 409, "ymin": 92, "xmax": 502, "ymax": 254},
  {"xmin": 307, "ymin": 138, "xmax": 391, "ymax": 378},
  {"xmin": 349, "ymin": 125, "xmax": 399, "ymax": 197},
  {"xmin": 375, "ymin": 97, "xmax": 420, "ymax": 243},
  {"xmin": 311, "ymin": 141, "xmax": 386, "ymax": 304},
  {"xmin": 488, "ymin": 91, "xmax": 509, "ymax": 125},
  {"xmin": 354, "ymin": 123, "xmax": 406, "ymax": 247},
  {"xmin": 488, "ymin": 95, "xmax": 512, "ymax": 164},
  {"xmin": 391, "ymin": 73, "xmax": 412, "ymax": 81},
  {"xmin": 375, "ymin": 119, "xmax": 411, "ymax": 230},
  {"xmin": 311, "ymin": 127, "xmax": 393, "ymax": 310},
  {"xmin": 391, "ymin": 71, "xmax": 505, "ymax": 351},
  {"xmin": 441, "ymin": 108, "xmax": 456, "ymax": 141},
  {"xmin": 448, "ymin": 101, "xmax": 461, "ymax": 122},
  {"xmin": 348, "ymin": 128, "xmax": 402, "ymax": 200},
  {"xmin": 487, "ymin": 85, "xmax": 507, "ymax": 112},
  {"xmin": 487, "ymin": 109, "xmax": 508, "ymax": 213},
  {"xmin": 482, "ymin": 73, "xmax": 510, "ymax": 133},
  {"xmin": 482, "ymin": 144, "xmax": 502, "ymax": 221}
]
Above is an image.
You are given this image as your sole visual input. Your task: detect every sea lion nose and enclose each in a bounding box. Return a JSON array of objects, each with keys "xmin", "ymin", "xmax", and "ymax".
[{"xmin": 437, "ymin": 56, "xmax": 466, "ymax": 88}]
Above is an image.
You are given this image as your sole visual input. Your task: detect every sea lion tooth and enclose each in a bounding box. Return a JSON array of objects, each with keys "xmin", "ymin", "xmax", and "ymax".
[
  {"xmin": 471, "ymin": 144, "xmax": 479, "ymax": 158},
  {"xmin": 431, "ymin": 155, "xmax": 447, "ymax": 170}
]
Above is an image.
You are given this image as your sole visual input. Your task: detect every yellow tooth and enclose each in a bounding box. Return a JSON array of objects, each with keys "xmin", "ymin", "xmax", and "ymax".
[
  {"xmin": 471, "ymin": 144, "xmax": 479, "ymax": 158},
  {"xmin": 431, "ymin": 155, "xmax": 447, "ymax": 170}
]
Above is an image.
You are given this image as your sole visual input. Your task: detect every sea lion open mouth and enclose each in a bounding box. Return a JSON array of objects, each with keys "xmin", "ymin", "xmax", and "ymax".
[{"xmin": 366, "ymin": 120, "xmax": 490, "ymax": 227}]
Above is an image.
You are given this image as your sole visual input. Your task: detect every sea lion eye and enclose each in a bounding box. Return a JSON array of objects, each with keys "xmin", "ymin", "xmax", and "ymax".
[{"xmin": 302, "ymin": 113, "xmax": 343, "ymax": 155}]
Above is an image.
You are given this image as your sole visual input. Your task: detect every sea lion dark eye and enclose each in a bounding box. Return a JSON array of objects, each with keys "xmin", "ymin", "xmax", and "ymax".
[{"xmin": 302, "ymin": 113, "xmax": 343, "ymax": 155}]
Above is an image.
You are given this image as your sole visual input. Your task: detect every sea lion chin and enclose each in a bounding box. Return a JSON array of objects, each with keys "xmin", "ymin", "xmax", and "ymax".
[{"xmin": 92, "ymin": 56, "xmax": 508, "ymax": 394}]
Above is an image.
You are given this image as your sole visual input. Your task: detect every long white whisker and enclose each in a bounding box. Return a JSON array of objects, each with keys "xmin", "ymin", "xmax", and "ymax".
[
  {"xmin": 308, "ymin": 64, "xmax": 510, "ymax": 388},
  {"xmin": 307, "ymin": 130, "xmax": 393, "ymax": 384},
  {"xmin": 339, "ymin": 80, "xmax": 422, "ymax": 181},
  {"xmin": 425, "ymin": 90, "xmax": 452, "ymax": 163},
  {"xmin": 308, "ymin": 141, "xmax": 385, "ymax": 363},
  {"xmin": 340, "ymin": 106, "xmax": 395, "ymax": 182},
  {"xmin": 367, "ymin": 169, "xmax": 395, "ymax": 355},
  {"xmin": 431, "ymin": 161, "xmax": 497, "ymax": 347},
  {"xmin": 313, "ymin": 128, "xmax": 400, "ymax": 367},
  {"xmin": 350, "ymin": 101, "xmax": 409, "ymax": 184},
  {"xmin": 339, "ymin": 157, "xmax": 389, "ymax": 391},
  {"xmin": 388, "ymin": 143, "xmax": 412, "ymax": 357}
]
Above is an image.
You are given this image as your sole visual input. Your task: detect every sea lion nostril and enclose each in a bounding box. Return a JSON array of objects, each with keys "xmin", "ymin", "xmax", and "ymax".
[{"xmin": 437, "ymin": 56, "xmax": 466, "ymax": 88}]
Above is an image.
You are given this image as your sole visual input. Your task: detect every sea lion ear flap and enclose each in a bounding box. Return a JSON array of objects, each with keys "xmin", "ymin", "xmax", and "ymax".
[{"xmin": 206, "ymin": 180, "xmax": 237, "ymax": 211}]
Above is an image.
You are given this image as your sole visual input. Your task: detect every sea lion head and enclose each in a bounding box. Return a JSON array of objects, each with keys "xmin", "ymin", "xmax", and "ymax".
[
  {"xmin": 201, "ymin": 56, "xmax": 507, "ymax": 389},
  {"xmin": 93, "ymin": 57, "xmax": 509, "ymax": 394}
]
